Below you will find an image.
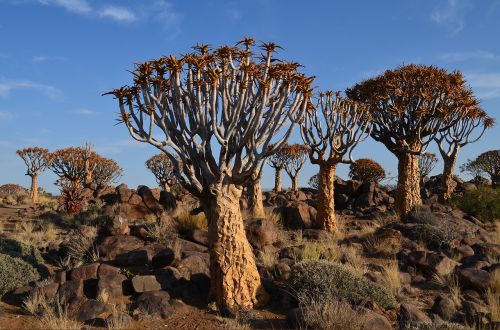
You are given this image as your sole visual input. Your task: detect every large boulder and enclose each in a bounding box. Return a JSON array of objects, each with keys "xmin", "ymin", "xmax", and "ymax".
[
  {"xmin": 116, "ymin": 184, "xmax": 133, "ymax": 203},
  {"xmin": 134, "ymin": 291, "xmax": 172, "ymax": 319},
  {"xmin": 398, "ymin": 303, "xmax": 432, "ymax": 327},
  {"xmin": 245, "ymin": 218, "xmax": 278, "ymax": 249},
  {"xmin": 458, "ymin": 268, "xmax": 491, "ymax": 292},
  {"xmin": 98, "ymin": 235, "xmax": 144, "ymax": 259},
  {"xmin": 104, "ymin": 215, "xmax": 129, "ymax": 236},
  {"xmin": 281, "ymin": 202, "xmax": 317, "ymax": 229},
  {"xmin": 97, "ymin": 274, "xmax": 130, "ymax": 300},
  {"xmin": 137, "ymin": 185, "xmax": 162, "ymax": 214},
  {"xmin": 132, "ymin": 275, "xmax": 162, "ymax": 293},
  {"xmin": 407, "ymin": 251, "xmax": 458, "ymax": 276},
  {"xmin": 159, "ymin": 191, "xmax": 177, "ymax": 211},
  {"xmin": 70, "ymin": 263, "xmax": 99, "ymax": 281}
]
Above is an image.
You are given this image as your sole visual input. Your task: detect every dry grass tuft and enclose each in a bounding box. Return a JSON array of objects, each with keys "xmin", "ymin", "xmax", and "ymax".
[
  {"xmin": 24, "ymin": 294, "xmax": 82, "ymax": 330},
  {"xmin": 13, "ymin": 221, "xmax": 60, "ymax": 249},
  {"xmin": 106, "ymin": 303, "xmax": 131, "ymax": 329},
  {"xmin": 260, "ymin": 248, "xmax": 277, "ymax": 269},
  {"xmin": 341, "ymin": 245, "xmax": 368, "ymax": 276},
  {"xmin": 300, "ymin": 241, "xmax": 341, "ymax": 263},
  {"xmin": 65, "ymin": 226, "xmax": 98, "ymax": 265},
  {"xmin": 492, "ymin": 221, "xmax": 500, "ymax": 244},
  {"xmin": 176, "ymin": 211, "xmax": 208, "ymax": 231},
  {"xmin": 432, "ymin": 273, "xmax": 462, "ymax": 307},
  {"xmin": 487, "ymin": 269, "xmax": 500, "ymax": 322},
  {"xmin": 380, "ymin": 260, "xmax": 402, "ymax": 299},
  {"xmin": 145, "ymin": 220, "xmax": 177, "ymax": 244}
]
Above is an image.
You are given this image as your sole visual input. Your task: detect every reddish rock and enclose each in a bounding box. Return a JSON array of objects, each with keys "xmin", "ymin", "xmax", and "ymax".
[
  {"xmin": 138, "ymin": 185, "xmax": 162, "ymax": 214},
  {"xmin": 245, "ymin": 218, "xmax": 278, "ymax": 249},
  {"xmin": 58, "ymin": 279, "xmax": 84, "ymax": 301},
  {"xmin": 98, "ymin": 235, "xmax": 144, "ymax": 259},
  {"xmin": 105, "ymin": 215, "xmax": 129, "ymax": 236},
  {"xmin": 71, "ymin": 263, "xmax": 99, "ymax": 281},
  {"xmin": 458, "ymin": 268, "xmax": 491, "ymax": 292},
  {"xmin": 408, "ymin": 251, "xmax": 458, "ymax": 276},
  {"xmin": 134, "ymin": 291, "xmax": 172, "ymax": 319},
  {"xmin": 97, "ymin": 274, "xmax": 129, "ymax": 299},
  {"xmin": 98, "ymin": 264, "xmax": 121, "ymax": 277},
  {"xmin": 132, "ymin": 275, "xmax": 162, "ymax": 293},
  {"xmin": 282, "ymin": 202, "xmax": 317, "ymax": 229}
]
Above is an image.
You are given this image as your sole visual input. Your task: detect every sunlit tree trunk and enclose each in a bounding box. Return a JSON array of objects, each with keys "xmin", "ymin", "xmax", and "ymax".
[
  {"xmin": 396, "ymin": 152, "xmax": 422, "ymax": 219},
  {"xmin": 316, "ymin": 163, "xmax": 336, "ymax": 232},
  {"xmin": 204, "ymin": 183, "xmax": 268, "ymax": 309},
  {"xmin": 30, "ymin": 175, "xmax": 39, "ymax": 204},
  {"xmin": 247, "ymin": 175, "xmax": 264, "ymax": 218},
  {"xmin": 162, "ymin": 182, "xmax": 170, "ymax": 192},
  {"xmin": 439, "ymin": 152, "xmax": 458, "ymax": 202},
  {"xmin": 274, "ymin": 168, "xmax": 282, "ymax": 192},
  {"xmin": 292, "ymin": 174, "xmax": 299, "ymax": 192}
]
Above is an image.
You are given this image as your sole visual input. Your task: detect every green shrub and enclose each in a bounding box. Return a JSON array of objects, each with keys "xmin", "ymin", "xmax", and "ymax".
[
  {"xmin": 455, "ymin": 187, "xmax": 500, "ymax": 222},
  {"xmin": 407, "ymin": 205, "xmax": 437, "ymax": 225},
  {"xmin": 0, "ymin": 253, "xmax": 40, "ymax": 295},
  {"xmin": 0, "ymin": 237, "xmax": 48, "ymax": 278},
  {"xmin": 288, "ymin": 260, "xmax": 397, "ymax": 310}
]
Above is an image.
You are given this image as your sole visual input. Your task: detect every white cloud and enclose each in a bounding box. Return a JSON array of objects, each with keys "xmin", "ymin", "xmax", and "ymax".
[
  {"xmin": 153, "ymin": 1, "xmax": 182, "ymax": 33},
  {"xmin": 98, "ymin": 6, "xmax": 136, "ymax": 22},
  {"xmin": 37, "ymin": 0, "xmax": 91, "ymax": 14},
  {"xmin": 439, "ymin": 50, "xmax": 499, "ymax": 61},
  {"xmin": 73, "ymin": 108, "xmax": 96, "ymax": 115},
  {"xmin": 466, "ymin": 72, "xmax": 500, "ymax": 99},
  {"xmin": 431, "ymin": 0, "xmax": 472, "ymax": 34},
  {"xmin": 0, "ymin": 79, "xmax": 63, "ymax": 100}
]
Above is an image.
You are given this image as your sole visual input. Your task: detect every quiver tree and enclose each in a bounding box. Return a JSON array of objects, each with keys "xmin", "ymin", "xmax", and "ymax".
[
  {"xmin": 16, "ymin": 147, "xmax": 51, "ymax": 203},
  {"xmin": 301, "ymin": 91, "xmax": 371, "ymax": 231},
  {"xmin": 347, "ymin": 65, "xmax": 476, "ymax": 219},
  {"xmin": 461, "ymin": 150, "xmax": 500, "ymax": 187},
  {"xmin": 349, "ymin": 158, "xmax": 385, "ymax": 183},
  {"xmin": 50, "ymin": 146, "xmax": 99, "ymax": 185},
  {"xmin": 145, "ymin": 154, "xmax": 179, "ymax": 192},
  {"xmin": 282, "ymin": 144, "xmax": 310, "ymax": 191},
  {"xmin": 435, "ymin": 110, "xmax": 494, "ymax": 200},
  {"xmin": 106, "ymin": 38, "xmax": 313, "ymax": 309},
  {"xmin": 418, "ymin": 152, "xmax": 438, "ymax": 184},
  {"xmin": 245, "ymin": 163, "xmax": 265, "ymax": 218},
  {"xmin": 266, "ymin": 144, "xmax": 287, "ymax": 192},
  {"xmin": 92, "ymin": 157, "xmax": 123, "ymax": 196}
]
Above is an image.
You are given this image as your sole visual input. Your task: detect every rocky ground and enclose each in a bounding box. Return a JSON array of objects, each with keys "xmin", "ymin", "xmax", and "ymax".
[{"xmin": 0, "ymin": 178, "xmax": 498, "ymax": 329}]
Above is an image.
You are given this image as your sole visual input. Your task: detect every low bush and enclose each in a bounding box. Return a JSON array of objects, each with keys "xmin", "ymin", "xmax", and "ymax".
[
  {"xmin": 0, "ymin": 237, "xmax": 45, "ymax": 267},
  {"xmin": 288, "ymin": 260, "xmax": 397, "ymax": 310},
  {"xmin": 0, "ymin": 253, "xmax": 40, "ymax": 295},
  {"xmin": 454, "ymin": 187, "xmax": 500, "ymax": 222},
  {"xmin": 407, "ymin": 205, "xmax": 438, "ymax": 225}
]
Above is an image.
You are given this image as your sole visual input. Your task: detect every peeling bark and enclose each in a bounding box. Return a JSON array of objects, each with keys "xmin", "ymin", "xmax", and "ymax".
[
  {"xmin": 396, "ymin": 153, "xmax": 422, "ymax": 219},
  {"xmin": 204, "ymin": 184, "xmax": 268, "ymax": 309},
  {"xmin": 274, "ymin": 168, "xmax": 282, "ymax": 192},
  {"xmin": 316, "ymin": 163, "xmax": 336, "ymax": 232},
  {"xmin": 30, "ymin": 175, "xmax": 38, "ymax": 204},
  {"xmin": 439, "ymin": 153, "xmax": 458, "ymax": 202}
]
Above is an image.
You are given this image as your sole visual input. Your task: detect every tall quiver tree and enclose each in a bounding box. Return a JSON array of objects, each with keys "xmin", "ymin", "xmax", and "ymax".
[
  {"xmin": 435, "ymin": 109, "xmax": 494, "ymax": 201},
  {"xmin": 107, "ymin": 38, "xmax": 312, "ymax": 309},
  {"xmin": 16, "ymin": 147, "xmax": 51, "ymax": 203},
  {"xmin": 347, "ymin": 65, "xmax": 475, "ymax": 219},
  {"xmin": 282, "ymin": 144, "xmax": 310, "ymax": 191},
  {"xmin": 267, "ymin": 144, "xmax": 287, "ymax": 192},
  {"xmin": 145, "ymin": 154, "xmax": 178, "ymax": 192},
  {"xmin": 301, "ymin": 92, "xmax": 371, "ymax": 231}
]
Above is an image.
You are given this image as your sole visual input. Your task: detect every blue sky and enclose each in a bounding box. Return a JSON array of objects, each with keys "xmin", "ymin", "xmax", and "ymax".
[{"xmin": 0, "ymin": 0, "xmax": 499, "ymax": 193}]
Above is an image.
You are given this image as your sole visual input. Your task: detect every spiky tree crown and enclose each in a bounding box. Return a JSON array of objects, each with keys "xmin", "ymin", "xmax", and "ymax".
[
  {"xmin": 107, "ymin": 37, "xmax": 314, "ymax": 197},
  {"xmin": 282, "ymin": 143, "xmax": 310, "ymax": 176},
  {"xmin": 16, "ymin": 147, "xmax": 51, "ymax": 176},
  {"xmin": 349, "ymin": 158, "xmax": 386, "ymax": 183},
  {"xmin": 346, "ymin": 64, "xmax": 480, "ymax": 154},
  {"xmin": 92, "ymin": 157, "xmax": 122, "ymax": 189},
  {"xmin": 418, "ymin": 152, "xmax": 438, "ymax": 179},
  {"xmin": 145, "ymin": 154, "xmax": 179, "ymax": 187},
  {"xmin": 50, "ymin": 147, "xmax": 100, "ymax": 183}
]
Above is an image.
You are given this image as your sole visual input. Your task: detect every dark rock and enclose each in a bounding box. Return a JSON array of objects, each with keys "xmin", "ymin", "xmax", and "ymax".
[
  {"xmin": 114, "ymin": 248, "xmax": 153, "ymax": 267},
  {"xmin": 97, "ymin": 274, "xmax": 130, "ymax": 299},
  {"xmin": 273, "ymin": 262, "xmax": 291, "ymax": 281},
  {"xmin": 98, "ymin": 235, "xmax": 144, "ymax": 259},
  {"xmin": 407, "ymin": 251, "xmax": 458, "ymax": 276},
  {"xmin": 71, "ymin": 263, "xmax": 99, "ymax": 281},
  {"xmin": 398, "ymin": 303, "xmax": 432, "ymax": 326},
  {"xmin": 132, "ymin": 275, "xmax": 162, "ymax": 293},
  {"xmin": 183, "ymin": 229, "xmax": 209, "ymax": 246},
  {"xmin": 98, "ymin": 264, "xmax": 121, "ymax": 277},
  {"xmin": 1, "ymin": 286, "xmax": 32, "ymax": 306},
  {"xmin": 104, "ymin": 215, "xmax": 129, "ymax": 236},
  {"xmin": 159, "ymin": 191, "xmax": 177, "ymax": 211},
  {"xmin": 137, "ymin": 185, "xmax": 162, "ymax": 214},
  {"xmin": 33, "ymin": 283, "xmax": 59, "ymax": 302},
  {"xmin": 177, "ymin": 254, "xmax": 210, "ymax": 279},
  {"xmin": 116, "ymin": 184, "xmax": 132, "ymax": 203},
  {"xmin": 458, "ymin": 268, "xmax": 491, "ymax": 292},
  {"xmin": 152, "ymin": 248, "xmax": 175, "ymax": 269},
  {"xmin": 155, "ymin": 266, "xmax": 182, "ymax": 290},
  {"xmin": 58, "ymin": 279, "xmax": 84, "ymax": 301},
  {"xmin": 281, "ymin": 202, "xmax": 316, "ymax": 229},
  {"xmin": 431, "ymin": 295, "xmax": 457, "ymax": 321},
  {"xmin": 134, "ymin": 291, "xmax": 172, "ymax": 319},
  {"xmin": 75, "ymin": 299, "xmax": 113, "ymax": 324},
  {"xmin": 359, "ymin": 307, "xmax": 392, "ymax": 330},
  {"xmin": 245, "ymin": 218, "xmax": 278, "ymax": 249}
]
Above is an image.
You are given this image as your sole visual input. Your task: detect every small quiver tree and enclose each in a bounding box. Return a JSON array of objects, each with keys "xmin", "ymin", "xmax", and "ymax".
[
  {"xmin": 282, "ymin": 144, "xmax": 310, "ymax": 192},
  {"xmin": 435, "ymin": 111, "xmax": 494, "ymax": 200},
  {"xmin": 347, "ymin": 65, "xmax": 475, "ymax": 219},
  {"xmin": 461, "ymin": 150, "xmax": 500, "ymax": 187},
  {"xmin": 92, "ymin": 157, "xmax": 123, "ymax": 197},
  {"xmin": 145, "ymin": 154, "xmax": 179, "ymax": 192},
  {"xmin": 16, "ymin": 147, "xmax": 51, "ymax": 203},
  {"xmin": 418, "ymin": 152, "xmax": 438, "ymax": 185},
  {"xmin": 301, "ymin": 91, "xmax": 371, "ymax": 232},
  {"xmin": 106, "ymin": 38, "xmax": 313, "ymax": 309},
  {"xmin": 266, "ymin": 144, "xmax": 287, "ymax": 192},
  {"xmin": 348, "ymin": 158, "xmax": 385, "ymax": 183}
]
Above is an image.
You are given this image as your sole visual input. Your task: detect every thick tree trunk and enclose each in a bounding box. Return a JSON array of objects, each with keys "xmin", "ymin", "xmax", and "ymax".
[
  {"xmin": 30, "ymin": 175, "xmax": 38, "ymax": 204},
  {"xmin": 396, "ymin": 153, "xmax": 422, "ymax": 219},
  {"xmin": 439, "ymin": 153, "xmax": 457, "ymax": 202},
  {"xmin": 204, "ymin": 184, "xmax": 268, "ymax": 309},
  {"xmin": 292, "ymin": 174, "xmax": 299, "ymax": 192},
  {"xmin": 274, "ymin": 168, "xmax": 282, "ymax": 192},
  {"xmin": 248, "ymin": 175, "xmax": 264, "ymax": 218},
  {"xmin": 316, "ymin": 163, "xmax": 336, "ymax": 232}
]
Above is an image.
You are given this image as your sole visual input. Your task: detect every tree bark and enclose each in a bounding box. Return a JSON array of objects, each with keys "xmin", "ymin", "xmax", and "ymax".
[
  {"xmin": 162, "ymin": 182, "xmax": 170, "ymax": 192},
  {"xmin": 30, "ymin": 175, "xmax": 38, "ymax": 204},
  {"xmin": 247, "ymin": 175, "xmax": 264, "ymax": 218},
  {"xmin": 204, "ymin": 184, "xmax": 268, "ymax": 309},
  {"xmin": 274, "ymin": 168, "xmax": 282, "ymax": 192},
  {"xmin": 439, "ymin": 153, "xmax": 457, "ymax": 202},
  {"xmin": 396, "ymin": 153, "xmax": 422, "ymax": 219},
  {"xmin": 316, "ymin": 163, "xmax": 336, "ymax": 232},
  {"xmin": 292, "ymin": 174, "xmax": 299, "ymax": 192}
]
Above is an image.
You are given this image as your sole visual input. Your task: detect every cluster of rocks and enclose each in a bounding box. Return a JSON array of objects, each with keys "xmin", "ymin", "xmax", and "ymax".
[{"xmin": 421, "ymin": 174, "xmax": 492, "ymax": 199}]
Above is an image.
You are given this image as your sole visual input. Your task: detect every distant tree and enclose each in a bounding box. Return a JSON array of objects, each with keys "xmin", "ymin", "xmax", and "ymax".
[
  {"xmin": 92, "ymin": 157, "xmax": 123, "ymax": 196},
  {"xmin": 145, "ymin": 154, "xmax": 180, "ymax": 192},
  {"xmin": 418, "ymin": 152, "xmax": 438, "ymax": 184},
  {"xmin": 347, "ymin": 65, "xmax": 476, "ymax": 219},
  {"xmin": 349, "ymin": 158, "xmax": 385, "ymax": 183},
  {"xmin": 50, "ymin": 146, "xmax": 99, "ymax": 185},
  {"xmin": 460, "ymin": 150, "xmax": 500, "ymax": 187},
  {"xmin": 435, "ymin": 109, "xmax": 494, "ymax": 200},
  {"xmin": 16, "ymin": 147, "xmax": 51, "ymax": 203},
  {"xmin": 266, "ymin": 145, "xmax": 287, "ymax": 192},
  {"xmin": 301, "ymin": 91, "xmax": 371, "ymax": 231},
  {"xmin": 308, "ymin": 173, "xmax": 318, "ymax": 190},
  {"xmin": 282, "ymin": 144, "xmax": 310, "ymax": 192},
  {"xmin": 106, "ymin": 38, "xmax": 313, "ymax": 309}
]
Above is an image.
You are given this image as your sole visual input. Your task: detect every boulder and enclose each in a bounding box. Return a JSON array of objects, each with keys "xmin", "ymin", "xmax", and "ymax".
[
  {"xmin": 114, "ymin": 248, "xmax": 153, "ymax": 267},
  {"xmin": 104, "ymin": 215, "xmax": 129, "ymax": 236},
  {"xmin": 97, "ymin": 274, "xmax": 130, "ymax": 299},
  {"xmin": 134, "ymin": 291, "xmax": 172, "ymax": 319},
  {"xmin": 98, "ymin": 235, "xmax": 144, "ymax": 259},
  {"xmin": 71, "ymin": 263, "xmax": 99, "ymax": 281},
  {"xmin": 359, "ymin": 307, "xmax": 392, "ymax": 330},
  {"xmin": 32, "ymin": 283, "xmax": 59, "ymax": 302},
  {"xmin": 58, "ymin": 279, "xmax": 84, "ymax": 302},
  {"xmin": 183, "ymin": 229, "xmax": 209, "ymax": 246},
  {"xmin": 128, "ymin": 193, "xmax": 143, "ymax": 206},
  {"xmin": 159, "ymin": 191, "xmax": 177, "ymax": 211},
  {"xmin": 245, "ymin": 218, "xmax": 278, "ymax": 249},
  {"xmin": 116, "ymin": 184, "xmax": 132, "ymax": 203},
  {"xmin": 132, "ymin": 275, "xmax": 162, "ymax": 293},
  {"xmin": 177, "ymin": 254, "xmax": 210, "ymax": 280},
  {"xmin": 75, "ymin": 299, "xmax": 113, "ymax": 324},
  {"xmin": 152, "ymin": 248, "xmax": 175, "ymax": 269},
  {"xmin": 154, "ymin": 266, "xmax": 182, "ymax": 290},
  {"xmin": 137, "ymin": 185, "xmax": 162, "ymax": 214},
  {"xmin": 458, "ymin": 268, "xmax": 491, "ymax": 292},
  {"xmin": 98, "ymin": 264, "xmax": 121, "ymax": 277},
  {"xmin": 431, "ymin": 295, "xmax": 457, "ymax": 321},
  {"xmin": 407, "ymin": 251, "xmax": 458, "ymax": 276},
  {"xmin": 281, "ymin": 202, "xmax": 317, "ymax": 229},
  {"xmin": 398, "ymin": 303, "xmax": 432, "ymax": 326}
]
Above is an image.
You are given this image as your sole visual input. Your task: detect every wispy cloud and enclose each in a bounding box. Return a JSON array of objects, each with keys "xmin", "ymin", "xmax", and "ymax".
[
  {"xmin": 466, "ymin": 72, "xmax": 500, "ymax": 99},
  {"xmin": 37, "ymin": 0, "xmax": 91, "ymax": 14},
  {"xmin": 431, "ymin": 0, "xmax": 472, "ymax": 34},
  {"xmin": 0, "ymin": 79, "xmax": 63, "ymax": 100},
  {"xmin": 439, "ymin": 50, "xmax": 499, "ymax": 62},
  {"xmin": 153, "ymin": 1, "xmax": 183, "ymax": 34},
  {"xmin": 32, "ymin": 55, "xmax": 66, "ymax": 62},
  {"xmin": 73, "ymin": 108, "xmax": 96, "ymax": 115},
  {"xmin": 98, "ymin": 6, "xmax": 136, "ymax": 22}
]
